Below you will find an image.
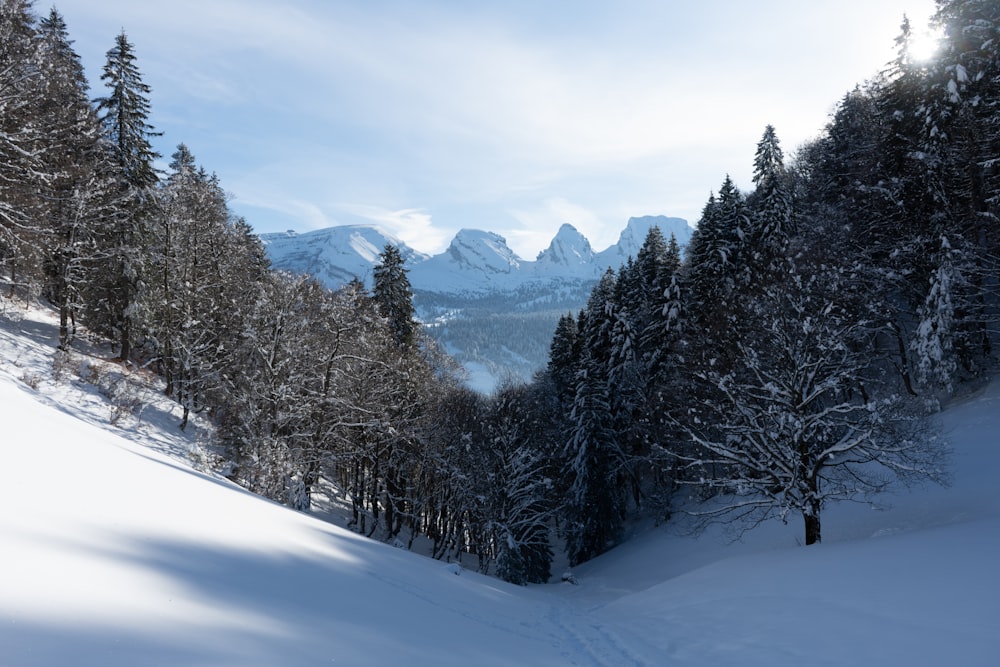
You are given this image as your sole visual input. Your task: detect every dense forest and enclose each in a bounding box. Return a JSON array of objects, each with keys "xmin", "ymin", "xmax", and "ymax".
[{"xmin": 2, "ymin": 0, "xmax": 997, "ymax": 584}]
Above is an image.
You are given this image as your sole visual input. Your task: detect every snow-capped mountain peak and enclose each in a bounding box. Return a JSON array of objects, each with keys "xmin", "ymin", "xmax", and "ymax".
[
  {"xmin": 444, "ymin": 229, "xmax": 521, "ymax": 274},
  {"xmin": 260, "ymin": 225, "xmax": 428, "ymax": 286},
  {"xmin": 534, "ymin": 223, "xmax": 595, "ymax": 271},
  {"xmin": 262, "ymin": 217, "xmax": 693, "ymax": 390},
  {"xmin": 595, "ymin": 215, "xmax": 692, "ymax": 268}
]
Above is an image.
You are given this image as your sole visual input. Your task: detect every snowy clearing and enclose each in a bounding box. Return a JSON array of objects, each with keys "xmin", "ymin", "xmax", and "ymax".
[{"xmin": 1, "ymin": 298, "xmax": 998, "ymax": 665}]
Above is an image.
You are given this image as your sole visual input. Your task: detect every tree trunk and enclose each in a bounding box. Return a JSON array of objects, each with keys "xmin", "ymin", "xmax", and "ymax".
[
  {"xmin": 804, "ymin": 511, "xmax": 821, "ymax": 545},
  {"xmin": 59, "ymin": 303, "xmax": 71, "ymax": 350},
  {"xmin": 890, "ymin": 321, "xmax": 917, "ymax": 396}
]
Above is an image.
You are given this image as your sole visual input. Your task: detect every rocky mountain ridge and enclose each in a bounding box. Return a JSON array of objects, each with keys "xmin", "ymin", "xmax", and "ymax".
[
  {"xmin": 261, "ymin": 215, "xmax": 692, "ymax": 391},
  {"xmin": 262, "ymin": 215, "xmax": 691, "ymax": 295}
]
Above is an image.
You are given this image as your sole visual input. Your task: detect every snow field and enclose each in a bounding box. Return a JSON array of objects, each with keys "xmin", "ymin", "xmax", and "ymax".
[{"xmin": 2, "ymin": 298, "xmax": 998, "ymax": 665}]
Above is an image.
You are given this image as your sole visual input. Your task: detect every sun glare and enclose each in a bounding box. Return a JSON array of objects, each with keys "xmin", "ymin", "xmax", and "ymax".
[{"xmin": 907, "ymin": 29, "xmax": 941, "ymax": 63}]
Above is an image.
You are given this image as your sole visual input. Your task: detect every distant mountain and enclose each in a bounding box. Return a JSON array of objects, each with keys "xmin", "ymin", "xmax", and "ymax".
[
  {"xmin": 409, "ymin": 229, "xmax": 524, "ymax": 295},
  {"xmin": 261, "ymin": 215, "xmax": 692, "ymax": 391},
  {"xmin": 534, "ymin": 223, "xmax": 595, "ymax": 276},
  {"xmin": 262, "ymin": 225, "xmax": 430, "ymax": 286},
  {"xmin": 595, "ymin": 215, "xmax": 689, "ymax": 269}
]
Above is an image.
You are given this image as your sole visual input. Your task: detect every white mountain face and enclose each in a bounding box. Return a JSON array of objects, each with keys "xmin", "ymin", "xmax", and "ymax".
[
  {"xmin": 262, "ymin": 225, "xmax": 430, "ymax": 286},
  {"xmin": 533, "ymin": 223, "xmax": 595, "ymax": 276},
  {"xmin": 409, "ymin": 229, "xmax": 524, "ymax": 295},
  {"xmin": 261, "ymin": 216, "xmax": 693, "ymax": 391},
  {"xmin": 596, "ymin": 215, "xmax": 690, "ymax": 269}
]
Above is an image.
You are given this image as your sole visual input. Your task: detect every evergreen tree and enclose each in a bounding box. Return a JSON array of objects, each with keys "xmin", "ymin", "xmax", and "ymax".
[
  {"xmin": 747, "ymin": 124, "xmax": 793, "ymax": 274},
  {"xmin": 685, "ymin": 181, "xmax": 742, "ymax": 317},
  {"xmin": 96, "ymin": 31, "xmax": 160, "ymax": 190},
  {"xmin": 561, "ymin": 270, "xmax": 627, "ymax": 565},
  {"xmin": 924, "ymin": 0, "xmax": 1000, "ymax": 374},
  {"xmin": 684, "ymin": 178, "xmax": 748, "ymax": 374},
  {"xmin": 35, "ymin": 8, "xmax": 111, "ymax": 348},
  {"xmin": 0, "ymin": 0, "xmax": 43, "ymax": 287},
  {"xmin": 93, "ymin": 31, "xmax": 161, "ymax": 361},
  {"xmin": 373, "ymin": 244, "xmax": 417, "ymax": 349},
  {"xmin": 563, "ymin": 355, "xmax": 621, "ymax": 565},
  {"xmin": 640, "ymin": 233, "xmax": 683, "ymax": 381},
  {"xmin": 547, "ymin": 312, "xmax": 580, "ymax": 406},
  {"xmin": 914, "ymin": 234, "xmax": 960, "ymax": 393}
]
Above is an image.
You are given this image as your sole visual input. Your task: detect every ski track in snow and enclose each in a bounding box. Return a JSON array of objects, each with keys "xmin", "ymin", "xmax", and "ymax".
[{"xmin": 545, "ymin": 601, "xmax": 660, "ymax": 667}]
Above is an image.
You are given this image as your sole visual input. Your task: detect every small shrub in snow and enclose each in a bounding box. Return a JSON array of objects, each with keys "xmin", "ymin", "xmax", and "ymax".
[
  {"xmin": 51, "ymin": 349, "xmax": 73, "ymax": 382},
  {"xmin": 19, "ymin": 372, "xmax": 41, "ymax": 390}
]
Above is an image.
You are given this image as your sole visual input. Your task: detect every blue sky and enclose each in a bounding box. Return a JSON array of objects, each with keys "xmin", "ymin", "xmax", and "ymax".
[{"xmin": 52, "ymin": 0, "xmax": 938, "ymax": 257}]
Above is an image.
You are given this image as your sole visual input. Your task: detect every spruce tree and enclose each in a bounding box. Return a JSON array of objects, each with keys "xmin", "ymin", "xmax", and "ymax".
[
  {"xmin": 373, "ymin": 244, "xmax": 417, "ymax": 349},
  {"xmin": 0, "ymin": 0, "xmax": 43, "ymax": 287},
  {"xmin": 547, "ymin": 312, "xmax": 580, "ymax": 406},
  {"xmin": 748, "ymin": 124, "xmax": 793, "ymax": 274},
  {"xmin": 93, "ymin": 31, "xmax": 161, "ymax": 361},
  {"xmin": 35, "ymin": 8, "xmax": 111, "ymax": 348},
  {"xmin": 561, "ymin": 270, "xmax": 627, "ymax": 565},
  {"xmin": 684, "ymin": 178, "xmax": 748, "ymax": 372}
]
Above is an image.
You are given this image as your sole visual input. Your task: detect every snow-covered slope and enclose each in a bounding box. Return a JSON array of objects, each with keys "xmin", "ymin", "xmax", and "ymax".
[
  {"xmin": 0, "ymin": 300, "xmax": 654, "ymax": 666},
  {"xmin": 4, "ymin": 299, "xmax": 997, "ymax": 665},
  {"xmin": 261, "ymin": 225, "xmax": 430, "ymax": 286},
  {"xmin": 533, "ymin": 223, "xmax": 596, "ymax": 277},
  {"xmin": 566, "ymin": 382, "xmax": 1000, "ymax": 665},
  {"xmin": 409, "ymin": 229, "xmax": 523, "ymax": 294}
]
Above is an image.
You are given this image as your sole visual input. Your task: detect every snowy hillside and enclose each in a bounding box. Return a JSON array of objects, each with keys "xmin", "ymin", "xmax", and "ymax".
[
  {"xmin": 2, "ymin": 298, "xmax": 998, "ymax": 666},
  {"xmin": 261, "ymin": 225, "xmax": 430, "ymax": 287}
]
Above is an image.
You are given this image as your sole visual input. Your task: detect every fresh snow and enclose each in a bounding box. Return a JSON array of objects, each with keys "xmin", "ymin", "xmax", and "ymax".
[
  {"xmin": 262, "ymin": 215, "xmax": 695, "ymax": 295},
  {"xmin": 2, "ymin": 297, "xmax": 998, "ymax": 666}
]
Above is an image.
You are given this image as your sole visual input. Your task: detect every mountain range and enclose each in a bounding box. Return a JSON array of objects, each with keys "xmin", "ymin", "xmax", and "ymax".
[{"xmin": 261, "ymin": 215, "xmax": 692, "ymax": 391}]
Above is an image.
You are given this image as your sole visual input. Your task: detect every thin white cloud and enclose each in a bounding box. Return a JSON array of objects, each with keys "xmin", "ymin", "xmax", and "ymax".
[
  {"xmin": 53, "ymin": 0, "xmax": 939, "ymax": 257},
  {"xmin": 341, "ymin": 205, "xmax": 452, "ymax": 254}
]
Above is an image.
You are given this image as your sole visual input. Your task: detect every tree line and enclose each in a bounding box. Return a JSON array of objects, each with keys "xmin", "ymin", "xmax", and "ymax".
[
  {"xmin": 0, "ymin": 1, "xmax": 555, "ymax": 584},
  {"xmin": 539, "ymin": 1, "xmax": 997, "ymax": 556},
  {"xmin": 2, "ymin": 0, "xmax": 996, "ymax": 583}
]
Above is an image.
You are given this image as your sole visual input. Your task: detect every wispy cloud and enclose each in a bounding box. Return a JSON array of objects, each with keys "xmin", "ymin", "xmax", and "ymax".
[
  {"xmin": 55, "ymin": 0, "xmax": 938, "ymax": 256},
  {"xmin": 342, "ymin": 205, "xmax": 452, "ymax": 253}
]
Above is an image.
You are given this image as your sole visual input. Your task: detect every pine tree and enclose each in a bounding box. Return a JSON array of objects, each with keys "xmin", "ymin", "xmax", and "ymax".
[
  {"xmin": 640, "ymin": 234, "xmax": 683, "ymax": 380},
  {"xmin": 684, "ymin": 178, "xmax": 748, "ymax": 373},
  {"xmin": 747, "ymin": 125, "xmax": 793, "ymax": 274},
  {"xmin": 547, "ymin": 312, "xmax": 580, "ymax": 406},
  {"xmin": 924, "ymin": 0, "xmax": 1000, "ymax": 374},
  {"xmin": 914, "ymin": 234, "xmax": 960, "ymax": 393},
  {"xmin": 561, "ymin": 270, "xmax": 627, "ymax": 565},
  {"xmin": 685, "ymin": 180, "xmax": 744, "ymax": 316},
  {"xmin": 563, "ymin": 356, "xmax": 621, "ymax": 565},
  {"xmin": 93, "ymin": 31, "xmax": 161, "ymax": 361},
  {"xmin": 96, "ymin": 31, "xmax": 160, "ymax": 191},
  {"xmin": 0, "ymin": 0, "xmax": 43, "ymax": 288},
  {"xmin": 373, "ymin": 244, "xmax": 417, "ymax": 349},
  {"xmin": 35, "ymin": 8, "xmax": 111, "ymax": 348}
]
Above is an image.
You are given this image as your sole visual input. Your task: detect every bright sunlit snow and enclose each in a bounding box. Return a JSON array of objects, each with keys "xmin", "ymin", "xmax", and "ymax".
[{"xmin": 2, "ymin": 297, "xmax": 998, "ymax": 666}]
